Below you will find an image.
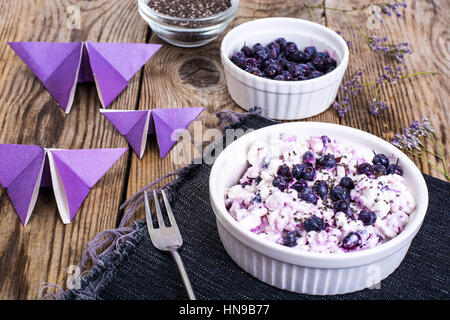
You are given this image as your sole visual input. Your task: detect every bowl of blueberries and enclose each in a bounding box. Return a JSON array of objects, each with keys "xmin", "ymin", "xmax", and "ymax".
[{"xmin": 220, "ymin": 17, "xmax": 349, "ymax": 120}]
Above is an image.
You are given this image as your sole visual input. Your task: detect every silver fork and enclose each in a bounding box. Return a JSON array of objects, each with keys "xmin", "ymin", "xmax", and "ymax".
[{"xmin": 144, "ymin": 190, "xmax": 196, "ymax": 300}]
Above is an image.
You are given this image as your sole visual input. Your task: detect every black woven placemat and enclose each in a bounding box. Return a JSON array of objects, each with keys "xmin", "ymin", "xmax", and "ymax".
[{"xmin": 64, "ymin": 113, "xmax": 450, "ymax": 300}]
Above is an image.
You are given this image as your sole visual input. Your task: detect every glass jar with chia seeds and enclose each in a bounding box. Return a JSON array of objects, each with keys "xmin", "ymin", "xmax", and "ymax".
[{"xmin": 138, "ymin": 0, "xmax": 239, "ymax": 47}]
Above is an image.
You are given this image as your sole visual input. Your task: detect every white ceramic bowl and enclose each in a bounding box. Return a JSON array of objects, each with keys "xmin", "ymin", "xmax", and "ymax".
[
  {"xmin": 221, "ymin": 17, "xmax": 349, "ymax": 120},
  {"xmin": 209, "ymin": 122, "xmax": 428, "ymax": 295}
]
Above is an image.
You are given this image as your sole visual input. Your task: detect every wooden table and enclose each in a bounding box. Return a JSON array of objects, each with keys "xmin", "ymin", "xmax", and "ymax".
[{"xmin": 0, "ymin": 0, "xmax": 448, "ymax": 299}]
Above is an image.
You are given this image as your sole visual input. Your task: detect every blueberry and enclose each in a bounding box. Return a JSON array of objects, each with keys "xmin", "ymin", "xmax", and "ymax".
[
  {"xmin": 253, "ymin": 43, "xmax": 264, "ymax": 51},
  {"xmin": 264, "ymin": 63, "xmax": 282, "ymax": 78},
  {"xmin": 372, "ymin": 153, "xmax": 389, "ymax": 168},
  {"xmin": 312, "ymin": 55, "xmax": 327, "ymax": 71},
  {"xmin": 241, "ymin": 45, "xmax": 254, "ymax": 57},
  {"xmin": 266, "ymin": 47, "xmax": 278, "ymax": 59},
  {"xmin": 260, "ymin": 58, "xmax": 276, "ymax": 70},
  {"xmin": 301, "ymin": 166, "xmax": 316, "ymax": 181},
  {"xmin": 282, "ymin": 70, "xmax": 295, "ymax": 81},
  {"xmin": 358, "ymin": 210, "xmax": 377, "ymax": 226},
  {"xmin": 266, "ymin": 41, "xmax": 281, "ymax": 54},
  {"xmin": 357, "ymin": 162, "xmax": 372, "ymax": 175},
  {"xmin": 339, "ymin": 177, "xmax": 355, "ymax": 190},
  {"xmin": 297, "ymin": 63, "xmax": 310, "ymax": 75},
  {"xmin": 292, "ymin": 163, "xmax": 308, "ymax": 180},
  {"xmin": 304, "ymin": 46, "xmax": 317, "ymax": 57},
  {"xmin": 277, "ymin": 164, "xmax": 292, "ymax": 180},
  {"xmin": 287, "ymin": 50, "xmax": 306, "ymax": 63},
  {"xmin": 275, "ymin": 37, "xmax": 287, "ymax": 46},
  {"xmin": 288, "ymin": 65, "xmax": 303, "ymax": 78},
  {"xmin": 296, "ymin": 75, "xmax": 309, "ymax": 81},
  {"xmin": 291, "ymin": 179, "xmax": 308, "ymax": 192},
  {"xmin": 245, "ymin": 67, "xmax": 263, "ymax": 77},
  {"xmin": 231, "ymin": 51, "xmax": 245, "ymax": 64},
  {"xmin": 321, "ymin": 135, "xmax": 331, "ymax": 145},
  {"xmin": 300, "ymin": 187, "xmax": 318, "ymax": 204},
  {"xmin": 302, "ymin": 151, "xmax": 315, "ymax": 163},
  {"xmin": 330, "ymin": 186, "xmax": 351, "ymax": 202},
  {"xmin": 304, "ymin": 216, "xmax": 325, "ymax": 232},
  {"xmin": 241, "ymin": 58, "xmax": 258, "ymax": 69},
  {"xmin": 283, "ymin": 230, "xmax": 300, "ymax": 247},
  {"xmin": 273, "ymin": 74, "xmax": 286, "ymax": 81},
  {"xmin": 272, "ymin": 176, "xmax": 289, "ymax": 191},
  {"xmin": 372, "ymin": 164, "xmax": 387, "ymax": 177},
  {"xmin": 326, "ymin": 57, "xmax": 337, "ymax": 68},
  {"xmin": 308, "ymin": 71, "xmax": 324, "ymax": 79},
  {"xmin": 387, "ymin": 163, "xmax": 403, "ymax": 176},
  {"xmin": 254, "ymin": 50, "xmax": 269, "ymax": 61},
  {"xmin": 253, "ymin": 194, "xmax": 262, "ymax": 203},
  {"xmin": 342, "ymin": 232, "xmax": 361, "ymax": 250},
  {"xmin": 313, "ymin": 180, "xmax": 329, "ymax": 199},
  {"xmin": 254, "ymin": 176, "xmax": 262, "ymax": 185},
  {"xmin": 314, "ymin": 51, "xmax": 329, "ymax": 58},
  {"xmin": 333, "ymin": 200, "xmax": 349, "ymax": 214},
  {"xmin": 284, "ymin": 42, "xmax": 298, "ymax": 54},
  {"xmin": 317, "ymin": 153, "xmax": 337, "ymax": 169}
]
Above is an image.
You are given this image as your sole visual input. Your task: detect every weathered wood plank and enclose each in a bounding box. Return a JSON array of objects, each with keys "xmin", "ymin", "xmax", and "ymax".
[
  {"xmin": 324, "ymin": 0, "xmax": 449, "ymax": 179},
  {"xmin": 0, "ymin": 0, "xmax": 148, "ymax": 299}
]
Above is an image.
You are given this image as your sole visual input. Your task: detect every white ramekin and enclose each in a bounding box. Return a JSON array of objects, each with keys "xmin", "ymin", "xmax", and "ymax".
[
  {"xmin": 220, "ymin": 17, "xmax": 349, "ymax": 120},
  {"xmin": 209, "ymin": 122, "xmax": 428, "ymax": 295}
]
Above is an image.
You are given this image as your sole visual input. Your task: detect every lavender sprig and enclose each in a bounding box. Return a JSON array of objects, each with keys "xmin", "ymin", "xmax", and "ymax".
[
  {"xmin": 392, "ymin": 117, "xmax": 449, "ymax": 180},
  {"xmin": 368, "ymin": 36, "xmax": 413, "ymax": 63},
  {"xmin": 333, "ymin": 70, "xmax": 363, "ymax": 117}
]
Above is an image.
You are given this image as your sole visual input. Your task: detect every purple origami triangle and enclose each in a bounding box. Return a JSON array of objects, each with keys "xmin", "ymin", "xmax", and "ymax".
[
  {"xmin": 51, "ymin": 153, "xmax": 91, "ymax": 221},
  {"xmin": 50, "ymin": 148, "xmax": 127, "ymax": 187},
  {"xmin": 87, "ymin": 43, "xmax": 162, "ymax": 81},
  {"xmin": 151, "ymin": 108, "xmax": 204, "ymax": 158},
  {"xmin": 101, "ymin": 108, "xmax": 203, "ymax": 159},
  {"xmin": 8, "ymin": 41, "xmax": 161, "ymax": 113},
  {"xmin": 0, "ymin": 144, "xmax": 46, "ymax": 225},
  {"xmin": 86, "ymin": 43, "xmax": 129, "ymax": 108},
  {"xmin": 101, "ymin": 110, "xmax": 149, "ymax": 158},
  {"xmin": 8, "ymin": 42, "xmax": 83, "ymax": 113}
]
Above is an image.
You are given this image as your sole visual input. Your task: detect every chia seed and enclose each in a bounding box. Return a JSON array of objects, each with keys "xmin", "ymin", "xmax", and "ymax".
[{"xmin": 148, "ymin": 0, "xmax": 232, "ymax": 19}]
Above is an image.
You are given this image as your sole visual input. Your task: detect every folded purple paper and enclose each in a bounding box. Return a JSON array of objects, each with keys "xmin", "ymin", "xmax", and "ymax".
[
  {"xmin": 101, "ymin": 107, "xmax": 204, "ymax": 158},
  {"xmin": 0, "ymin": 144, "xmax": 127, "ymax": 226},
  {"xmin": 8, "ymin": 42, "xmax": 162, "ymax": 113}
]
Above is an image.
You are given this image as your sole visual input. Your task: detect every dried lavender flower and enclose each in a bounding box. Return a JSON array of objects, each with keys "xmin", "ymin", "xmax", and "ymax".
[
  {"xmin": 333, "ymin": 70, "xmax": 363, "ymax": 117},
  {"xmin": 368, "ymin": 98, "xmax": 389, "ymax": 116}
]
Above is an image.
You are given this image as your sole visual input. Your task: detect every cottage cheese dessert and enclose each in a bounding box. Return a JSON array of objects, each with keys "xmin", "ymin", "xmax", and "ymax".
[{"xmin": 225, "ymin": 133, "xmax": 415, "ymax": 253}]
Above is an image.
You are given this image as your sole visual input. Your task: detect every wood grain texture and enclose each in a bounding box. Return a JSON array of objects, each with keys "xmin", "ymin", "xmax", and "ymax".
[
  {"xmin": 0, "ymin": 0, "xmax": 448, "ymax": 299},
  {"xmin": 324, "ymin": 0, "xmax": 449, "ymax": 178},
  {"xmin": 0, "ymin": 0, "xmax": 148, "ymax": 299}
]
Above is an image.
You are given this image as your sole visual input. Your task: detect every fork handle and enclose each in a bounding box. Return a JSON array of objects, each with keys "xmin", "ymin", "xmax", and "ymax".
[{"xmin": 170, "ymin": 249, "xmax": 196, "ymax": 300}]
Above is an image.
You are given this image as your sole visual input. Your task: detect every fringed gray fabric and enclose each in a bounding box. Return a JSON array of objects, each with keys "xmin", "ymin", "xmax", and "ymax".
[
  {"xmin": 39, "ymin": 108, "xmax": 258, "ymax": 300},
  {"xmin": 216, "ymin": 107, "xmax": 263, "ymax": 131}
]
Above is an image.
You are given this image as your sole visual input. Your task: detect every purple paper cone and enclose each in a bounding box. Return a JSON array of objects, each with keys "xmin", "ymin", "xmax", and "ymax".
[
  {"xmin": 0, "ymin": 144, "xmax": 46, "ymax": 225},
  {"xmin": 125, "ymin": 113, "xmax": 149, "ymax": 158},
  {"xmin": 86, "ymin": 43, "xmax": 128, "ymax": 108},
  {"xmin": 87, "ymin": 43, "xmax": 162, "ymax": 81},
  {"xmin": 77, "ymin": 43, "xmax": 94, "ymax": 83},
  {"xmin": 151, "ymin": 107, "xmax": 204, "ymax": 158},
  {"xmin": 40, "ymin": 155, "xmax": 52, "ymax": 188},
  {"xmin": 50, "ymin": 148, "xmax": 127, "ymax": 221},
  {"xmin": 8, "ymin": 42, "xmax": 83, "ymax": 112},
  {"xmin": 102, "ymin": 110, "xmax": 149, "ymax": 158},
  {"xmin": 51, "ymin": 153, "xmax": 91, "ymax": 221}
]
